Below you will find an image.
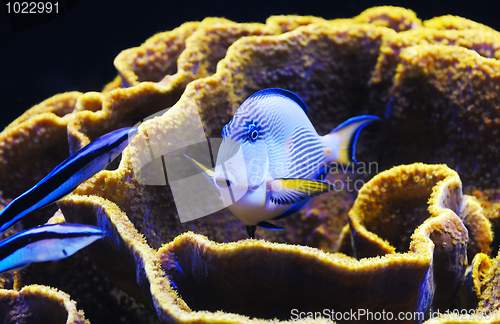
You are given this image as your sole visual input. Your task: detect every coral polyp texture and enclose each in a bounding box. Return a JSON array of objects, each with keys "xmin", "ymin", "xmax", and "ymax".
[{"xmin": 2, "ymin": 5, "xmax": 500, "ymax": 323}]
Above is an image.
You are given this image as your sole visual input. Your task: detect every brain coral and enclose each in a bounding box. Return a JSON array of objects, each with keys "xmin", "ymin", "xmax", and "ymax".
[{"xmin": 1, "ymin": 5, "xmax": 500, "ymax": 324}]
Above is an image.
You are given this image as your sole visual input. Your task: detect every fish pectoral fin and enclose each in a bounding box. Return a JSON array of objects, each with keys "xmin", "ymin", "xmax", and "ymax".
[
  {"xmin": 257, "ymin": 221, "xmax": 284, "ymax": 230},
  {"xmin": 184, "ymin": 154, "xmax": 215, "ymax": 179},
  {"xmin": 269, "ymin": 178, "xmax": 334, "ymax": 205}
]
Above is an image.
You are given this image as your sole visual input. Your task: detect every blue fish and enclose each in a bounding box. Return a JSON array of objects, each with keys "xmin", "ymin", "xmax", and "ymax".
[
  {"xmin": 0, "ymin": 127, "xmax": 138, "ymax": 233},
  {"xmin": 188, "ymin": 89, "xmax": 379, "ymax": 238},
  {"xmin": 0, "ymin": 223, "xmax": 104, "ymax": 273}
]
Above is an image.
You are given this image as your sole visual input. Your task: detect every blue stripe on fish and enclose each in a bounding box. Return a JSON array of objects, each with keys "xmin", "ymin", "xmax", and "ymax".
[
  {"xmin": 251, "ymin": 88, "xmax": 308, "ymax": 114},
  {"xmin": 0, "ymin": 223, "xmax": 104, "ymax": 273},
  {"xmin": 0, "ymin": 127, "xmax": 138, "ymax": 234},
  {"xmin": 223, "ymin": 88, "xmax": 307, "ymax": 142}
]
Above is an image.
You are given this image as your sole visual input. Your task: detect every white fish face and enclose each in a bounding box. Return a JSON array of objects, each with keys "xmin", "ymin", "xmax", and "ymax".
[
  {"xmin": 214, "ymin": 137, "xmax": 269, "ymax": 206},
  {"xmin": 226, "ymin": 181, "xmax": 289, "ymax": 225}
]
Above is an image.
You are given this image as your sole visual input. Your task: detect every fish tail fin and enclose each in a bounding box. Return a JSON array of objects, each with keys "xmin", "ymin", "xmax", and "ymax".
[{"xmin": 323, "ymin": 115, "xmax": 379, "ymax": 165}]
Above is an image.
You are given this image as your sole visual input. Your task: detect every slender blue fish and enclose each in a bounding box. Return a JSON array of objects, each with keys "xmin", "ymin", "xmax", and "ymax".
[
  {"xmin": 188, "ymin": 89, "xmax": 379, "ymax": 238},
  {"xmin": 0, "ymin": 223, "xmax": 104, "ymax": 273},
  {"xmin": 0, "ymin": 127, "xmax": 138, "ymax": 233}
]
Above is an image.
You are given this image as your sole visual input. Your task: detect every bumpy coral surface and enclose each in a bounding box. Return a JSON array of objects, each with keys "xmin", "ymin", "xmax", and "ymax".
[
  {"xmin": 2, "ymin": 6, "xmax": 500, "ymax": 324},
  {"xmin": 0, "ymin": 285, "xmax": 86, "ymax": 323}
]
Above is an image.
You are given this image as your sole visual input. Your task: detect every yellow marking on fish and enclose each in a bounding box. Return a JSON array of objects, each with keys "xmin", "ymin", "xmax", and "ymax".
[{"xmin": 280, "ymin": 179, "xmax": 331, "ymax": 193}]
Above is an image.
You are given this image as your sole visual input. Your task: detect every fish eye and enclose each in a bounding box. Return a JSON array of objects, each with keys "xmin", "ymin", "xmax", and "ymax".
[{"xmin": 248, "ymin": 125, "xmax": 259, "ymax": 142}]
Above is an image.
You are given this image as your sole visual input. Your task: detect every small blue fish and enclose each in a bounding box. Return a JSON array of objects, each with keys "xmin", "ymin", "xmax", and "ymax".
[
  {"xmin": 0, "ymin": 127, "xmax": 138, "ymax": 233},
  {"xmin": 0, "ymin": 223, "xmax": 104, "ymax": 273},
  {"xmin": 188, "ymin": 89, "xmax": 379, "ymax": 238}
]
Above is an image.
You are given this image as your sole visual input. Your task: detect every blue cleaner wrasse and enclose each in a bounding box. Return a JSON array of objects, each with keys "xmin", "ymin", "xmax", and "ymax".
[
  {"xmin": 0, "ymin": 127, "xmax": 138, "ymax": 234},
  {"xmin": 187, "ymin": 88, "xmax": 379, "ymax": 238},
  {"xmin": 0, "ymin": 223, "xmax": 104, "ymax": 273}
]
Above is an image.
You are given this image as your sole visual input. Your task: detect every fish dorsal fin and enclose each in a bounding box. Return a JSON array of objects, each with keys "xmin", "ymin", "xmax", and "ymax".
[{"xmin": 250, "ymin": 88, "xmax": 308, "ymax": 115}]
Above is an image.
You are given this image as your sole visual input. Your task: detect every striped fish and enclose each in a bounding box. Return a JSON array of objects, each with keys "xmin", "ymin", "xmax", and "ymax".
[
  {"xmin": 0, "ymin": 223, "xmax": 104, "ymax": 273},
  {"xmin": 0, "ymin": 127, "xmax": 138, "ymax": 234},
  {"xmin": 188, "ymin": 88, "xmax": 379, "ymax": 238}
]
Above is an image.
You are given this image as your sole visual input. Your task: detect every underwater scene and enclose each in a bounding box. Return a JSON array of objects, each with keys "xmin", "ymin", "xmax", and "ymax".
[{"xmin": 2, "ymin": 1, "xmax": 500, "ymax": 323}]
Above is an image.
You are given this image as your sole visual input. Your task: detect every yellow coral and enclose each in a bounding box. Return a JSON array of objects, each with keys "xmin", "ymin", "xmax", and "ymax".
[
  {"xmin": 0, "ymin": 285, "xmax": 87, "ymax": 323},
  {"xmin": 353, "ymin": 6, "xmax": 421, "ymax": 31},
  {"xmin": 0, "ymin": 92, "xmax": 80, "ymax": 198},
  {"xmin": 423, "ymin": 15, "xmax": 497, "ymax": 32},
  {"xmin": 346, "ymin": 163, "xmax": 491, "ymax": 310},
  {"xmin": 384, "ymin": 44, "xmax": 500, "ymax": 188},
  {"xmin": 347, "ymin": 163, "xmax": 463, "ymax": 257}
]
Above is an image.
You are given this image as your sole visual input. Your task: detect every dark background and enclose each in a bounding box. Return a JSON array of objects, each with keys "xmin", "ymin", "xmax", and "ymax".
[{"xmin": 1, "ymin": 0, "xmax": 499, "ymax": 130}]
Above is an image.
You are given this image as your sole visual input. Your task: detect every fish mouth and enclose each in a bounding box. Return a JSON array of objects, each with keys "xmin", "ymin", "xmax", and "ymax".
[
  {"xmin": 214, "ymin": 170, "xmax": 237, "ymax": 190},
  {"xmin": 214, "ymin": 176, "xmax": 260, "ymax": 191},
  {"xmin": 215, "ymin": 177, "xmax": 232, "ymax": 189}
]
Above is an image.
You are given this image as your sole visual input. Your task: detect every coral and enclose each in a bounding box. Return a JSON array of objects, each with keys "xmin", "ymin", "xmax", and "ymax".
[
  {"xmin": 63, "ymin": 19, "xmax": 395, "ymax": 253},
  {"xmin": 0, "ymin": 285, "xmax": 86, "ymax": 323},
  {"xmin": 58, "ymin": 163, "xmax": 476, "ymax": 322},
  {"xmin": 344, "ymin": 164, "xmax": 491, "ymax": 309},
  {"xmin": 0, "ymin": 92, "xmax": 81, "ymax": 232},
  {"xmin": 470, "ymin": 189, "xmax": 500, "ymax": 257},
  {"xmin": 352, "ymin": 6, "xmax": 421, "ymax": 31},
  {"xmin": 2, "ymin": 5, "xmax": 500, "ymax": 324},
  {"xmin": 379, "ymin": 45, "xmax": 500, "ymax": 189},
  {"xmin": 430, "ymin": 250, "xmax": 500, "ymax": 323},
  {"xmin": 345, "ymin": 164, "xmax": 491, "ymax": 261},
  {"xmin": 0, "ymin": 92, "xmax": 80, "ymax": 198},
  {"xmin": 423, "ymin": 15, "xmax": 497, "ymax": 32},
  {"xmin": 159, "ymin": 215, "xmax": 459, "ymax": 320},
  {"xmin": 372, "ymin": 28, "xmax": 500, "ymax": 90},
  {"xmin": 476, "ymin": 252, "xmax": 500, "ymax": 312},
  {"xmin": 68, "ymin": 18, "xmax": 276, "ymax": 153}
]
